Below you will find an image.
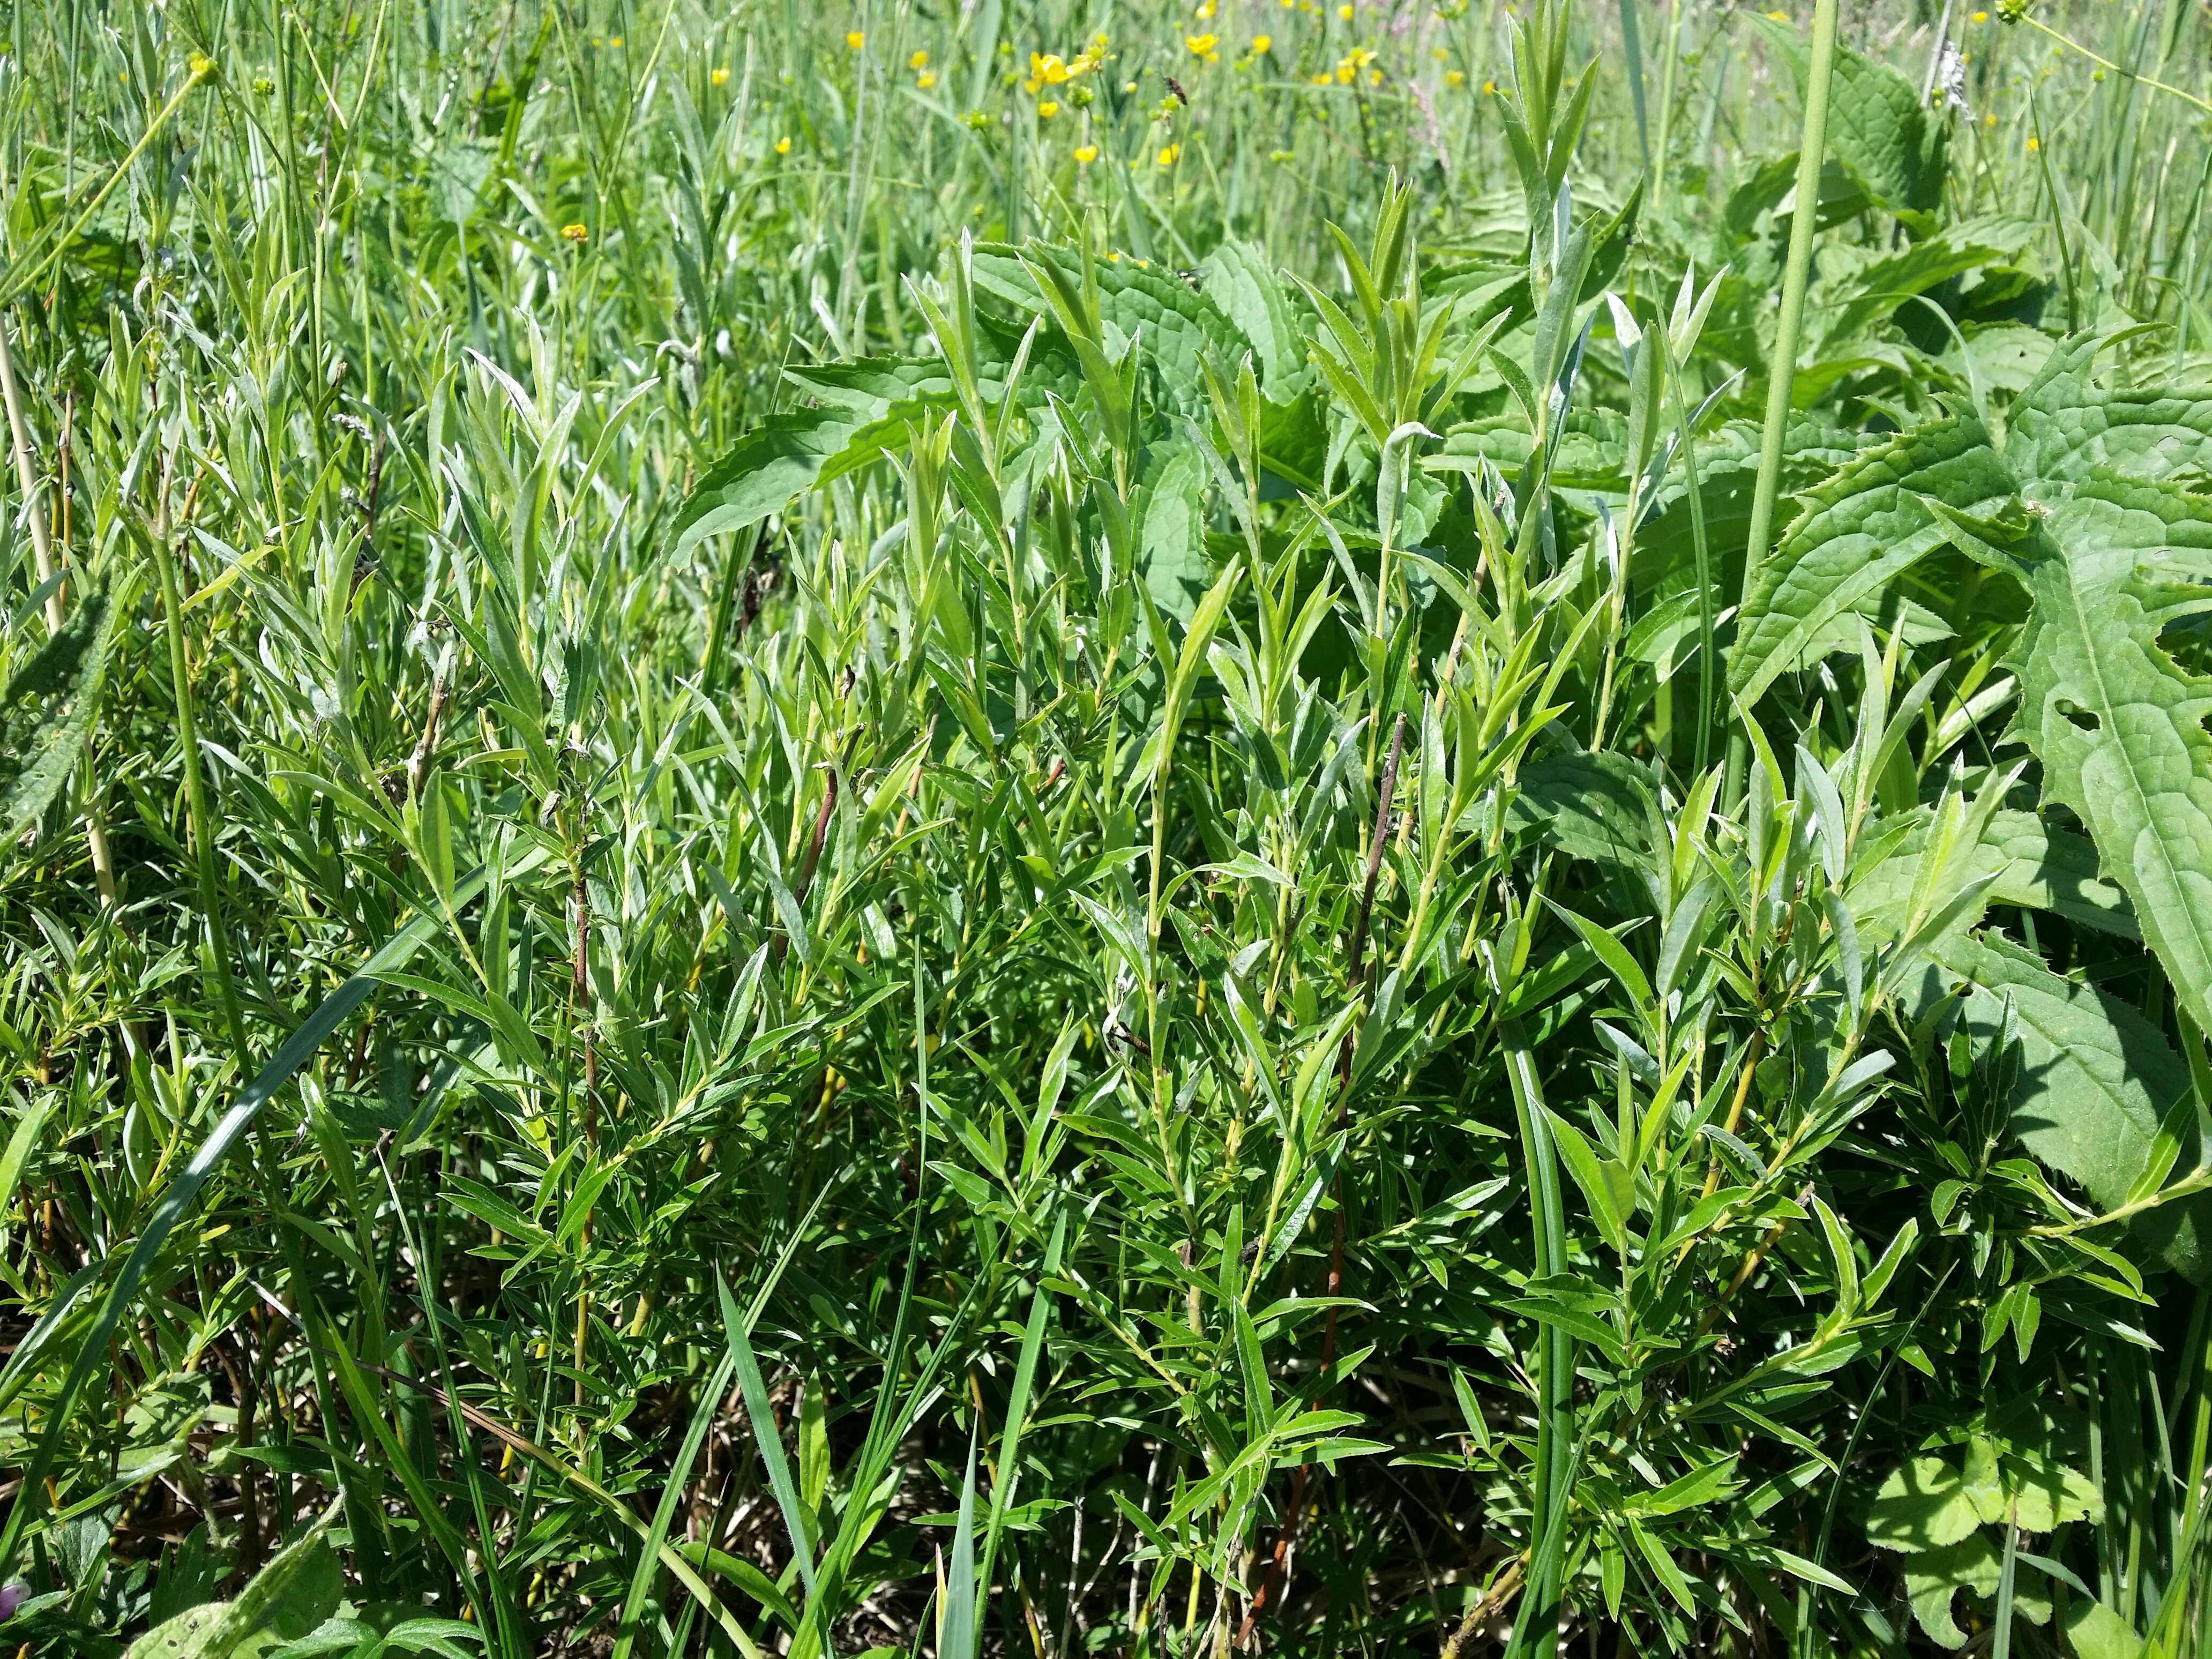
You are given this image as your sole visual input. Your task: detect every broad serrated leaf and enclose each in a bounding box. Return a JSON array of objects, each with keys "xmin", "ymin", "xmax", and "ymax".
[
  {"xmin": 1921, "ymin": 930, "xmax": 2211, "ymax": 1279},
  {"xmin": 2007, "ymin": 339, "xmax": 2212, "ymax": 491},
  {"xmin": 1731, "ymin": 415, "xmax": 2015, "ymax": 704},
  {"xmin": 2005, "ymin": 474, "xmax": 2212, "ymax": 1048},
  {"xmin": 1505, "ymin": 751, "xmax": 1655, "ymax": 867},
  {"xmin": 1747, "ymin": 16, "xmax": 1947, "ymax": 213}
]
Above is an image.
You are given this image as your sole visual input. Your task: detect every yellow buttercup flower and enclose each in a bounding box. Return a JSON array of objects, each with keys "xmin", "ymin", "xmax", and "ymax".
[
  {"xmin": 1198, "ymin": 0, "xmax": 1216, "ymax": 16},
  {"xmin": 1445, "ymin": 68, "xmax": 1464, "ymax": 85},
  {"xmin": 1157, "ymin": 142, "xmax": 1181, "ymax": 166},
  {"xmin": 910, "ymin": 49, "xmax": 930, "ymax": 68},
  {"xmin": 846, "ymin": 30, "xmax": 865, "ymax": 49},
  {"xmin": 561, "ymin": 222, "xmax": 588, "ymax": 243},
  {"xmin": 1337, "ymin": 4, "xmax": 1354, "ymax": 17},
  {"xmin": 1075, "ymin": 143, "xmax": 1098, "ymax": 163},
  {"xmin": 918, "ymin": 70, "xmax": 937, "ymax": 87},
  {"xmin": 1186, "ymin": 31, "xmax": 1218, "ymax": 54},
  {"xmin": 1039, "ymin": 99, "xmax": 1059, "ymax": 116},
  {"xmin": 609, "ymin": 35, "xmax": 624, "ymax": 45},
  {"xmin": 711, "ymin": 65, "xmax": 730, "ymax": 85},
  {"xmin": 775, "ymin": 134, "xmax": 792, "ymax": 153},
  {"xmin": 1310, "ymin": 70, "xmax": 1332, "ymax": 84},
  {"xmin": 1971, "ymin": 8, "xmax": 1987, "ymax": 16},
  {"xmin": 1765, "ymin": 8, "xmax": 1788, "ymax": 17},
  {"xmin": 1252, "ymin": 33, "xmax": 1272, "ymax": 51}
]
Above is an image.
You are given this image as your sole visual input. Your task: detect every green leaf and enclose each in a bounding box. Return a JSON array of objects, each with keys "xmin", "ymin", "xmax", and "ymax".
[
  {"xmin": 125, "ymin": 1498, "xmax": 343, "ymax": 1657},
  {"xmin": 2006, "ymin": 339, "xmax": 2212, "ymax": 490},
  {"xmin": 1201, "ymin": 239, "xmax": 1310, "ymax": 400},
  {"xmin": 1731, "ymin": 415, "xmax": 2015, "ymax": 705},
  {"xmin": 970, "ymin": 243, "xmax": 1246, "ymax": 415},
  {"xmin": 1922, "ymin": 930, "xmax": 2211, "ymax": 1280},
  {"xmin": 1746, "ymin": 16, "xmax": 1947, "ymax": 212},
  {"xmin": 1136, "ymin": 439, "xmax": 1209, "ymax": 625},
  {"xmin": 1863, "ymin": 1456, "xmax": 1985, "ymax": 1553},
  {"xmin": 1901, "ymin": 1532, "xmax": 1999, "ymax": 1649},
  {"xmin": 2005, "ymin": 474, "xmax": 2212, "ymax": 1049},
  {"xmin": 1, "ymin": 580, "xmax": 116, "ymax": 840},
  {"xmin": 1506, "ymin": 751, "xmax": 1655, "ymax": 868}
]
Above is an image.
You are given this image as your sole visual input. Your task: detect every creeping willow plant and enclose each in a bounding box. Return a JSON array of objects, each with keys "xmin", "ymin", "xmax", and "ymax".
[{"xmin": 2, "ymin": 0, "xmax": 2211, "ymax": 1654}]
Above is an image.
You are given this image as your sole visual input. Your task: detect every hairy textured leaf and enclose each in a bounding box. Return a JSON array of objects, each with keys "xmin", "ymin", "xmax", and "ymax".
[
  {"xmin": 1850, "ymin": 808, "xmax": 2138, "ymax": 940},
  {"xmin": 2004, "ymin": 475, "xmax": 2212, "ymax": 1042},
  {"xmin": 1731, "ymin": 416, "xmax": 2015, "ymax": 703},
  {"xmin": 1201, "ymin": 239, "xmax": 1311, "ymax": 400},
  {"xmin": 2008, "ymin": 339, "xmax": 2212, "ymax": 490},
  {"xmin": 1, "ymin": 582, "xmax": 116, "ymax": 839},
  {"xmin": 1137, "ymin": 439, "xmax": 1210, "ymax": 624},
  {"xmin": 1921, "ymin": 931, "xmax": 2210, "ymax": 1279},
  {"xmin": 971, "ymin": 244, "xmax": 1246, "ymax": 414},
  {"xmin": 1506, "ymin": 751, "xmax": 1655, "ymax": 867},
  {"xmin": 1748, "ymin": 16, "xmax": 1947, "ymax": 213}
]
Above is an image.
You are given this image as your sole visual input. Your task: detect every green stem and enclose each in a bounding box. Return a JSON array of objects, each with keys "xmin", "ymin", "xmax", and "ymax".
[
  {"xmin": 152, "ymin": 518, "xmax": 249, "ymax": 1060},
  {"xmin": 1739, "ymin": 0, "xmax": 1842, "ymax": 606}
]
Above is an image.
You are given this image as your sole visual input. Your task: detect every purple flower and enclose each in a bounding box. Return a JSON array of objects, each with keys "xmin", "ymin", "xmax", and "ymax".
[{"xmin": 0, "ymin": 1580, "xmax": 28, "ymax": 1619}]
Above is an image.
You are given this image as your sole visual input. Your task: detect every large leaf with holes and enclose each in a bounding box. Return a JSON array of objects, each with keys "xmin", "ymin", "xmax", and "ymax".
[
  {"xmin": 1730, "ymin": 416, "xmax": 2016, "ymax": 704},
  {"xmin": 2007, "ymin": 339, "xmax": 2212, "ymax": 490},
  {"xmin": 1919, "ymin": 930, "xmax": 2209, "ymax": 1280},
  {"xmin": 2000, "ymin": 474, "xmax": 2212, "ymax": 1045}
]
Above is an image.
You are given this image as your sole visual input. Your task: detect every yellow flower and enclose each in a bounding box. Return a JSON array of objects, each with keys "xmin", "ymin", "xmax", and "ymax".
[
  {"xmin": 1157, "ymin": 142, "xmax": 1181, "ymax": 166},
  {"xmin": 1337, "ymin": 1, "xmax": 1354, "ymax": 13},
  {"xmin": 1045, "ymin": 55, "xmax": 1071, "ymax": 81},
  {"xmin": 1039, "ymin": 99, "xmax": 1059, "ymax": 116},
  {"xmin": 911, "ymin": 49, "xmax": 929, "ymax": 68},
  {"xmin": 2027, "ymin": 134, "xmax": 2039, "ymax": 151},
  {"xmin": 1310, "ymin": 70, "xmax": 1332, "ymax": 84},
  {"xmin": 1368, "ymin": 66, "xmax": 1381, "ymax": 82},
  {"xmin": 846, "ymin": 30, "xmax": 864, "ymax": 49},
  {"xmin": 1445, "ymin": 68, "xmax": 1464, "ymax": 85},
  {"xmin": 1765, "ymin": 8, "xmax": 1788, "ymax": 17},
  {"xmin": 561, "ymin": 222, "xmax": 588, "ymax": 243},
  {"xmin": 1971, "ymin": 8, "xmax": 1987, "ymax": 17},
  {"xmin": 1186, "ymin": 31, "xmax": 1218, "ymax": 54},
  {"xmin": 918, "ymin": 70, "xmax": 937, "ymax": 87},
  {"xmin": 775, "ymin": 134, "xmax": 792, "ymax": 153},
  {"xmin": 1252, "ymin": 33, "xmax": 1272, "ymax": 51},
  {"xmin": 711, "ymin": 65, "xmax": 730, "ymax": 85},
  {"xmin": 1336, "ymin": 62, "xmax": 1355, "ymax": 80},
  {"xmin": 1482, "ymin": 78, "xmax": 1496, "ymax": 92},
  {"xmin": 1198, "ymin": 0, "xmax": 1216, "ymax": 15},
  {"xmin": 1431, "ymin": 44, "xmax": 1448, "ymax": 58},
  {"xmin": 1075, "ymin": 143, "xmax": 1098, "ymax": 163},
  {"xmin": 1983, "ymin": 111, "xmax": 1996, "ymax": 125},
  {"xmin": 609, "ymin": 34, "xmax": 624, "ymax": 45}
]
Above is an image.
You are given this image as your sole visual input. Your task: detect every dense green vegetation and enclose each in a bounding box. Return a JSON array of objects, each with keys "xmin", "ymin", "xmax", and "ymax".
[{"xmin": 2, "ymin": 0, "xmax": 2210, "ymax": 1653}]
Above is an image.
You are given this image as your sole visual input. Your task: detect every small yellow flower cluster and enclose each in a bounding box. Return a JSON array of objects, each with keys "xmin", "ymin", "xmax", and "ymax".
[
  {"xmin": 1333, "ymin": 45, "xmax": 1376, "ymax": 83},
  {"xmin": 561, "ymin": 222, "xmax": 588, "ymax": 243},
  {"xmin": 1075, "ymin": 143, "xmax": 1099, "ymax": 163},
  {"xmin": 846, "ymin": 29, "xmax": 864, "ymax": 49},
  {"xmin": 1186, "ymin": 31, "xmax": 1219, "ymax": 59},
  {"xmin": 1157, "ymin": 141, "xmax": 1182, "ymax": 167},
  {"xmin": 1250, "ymin": 33, "xmax": 1273, "ymax": 54},
  {"xmin": 1023, "ymin": 35, "xmax": 1107, "ymax": 95},
  {"xmin": 911, "ymin": 48, "xmax": 937, "ymax": 88},
  {"xmin": 711, "ymin": 65, "xmax": 730, "ymax": 86}
]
